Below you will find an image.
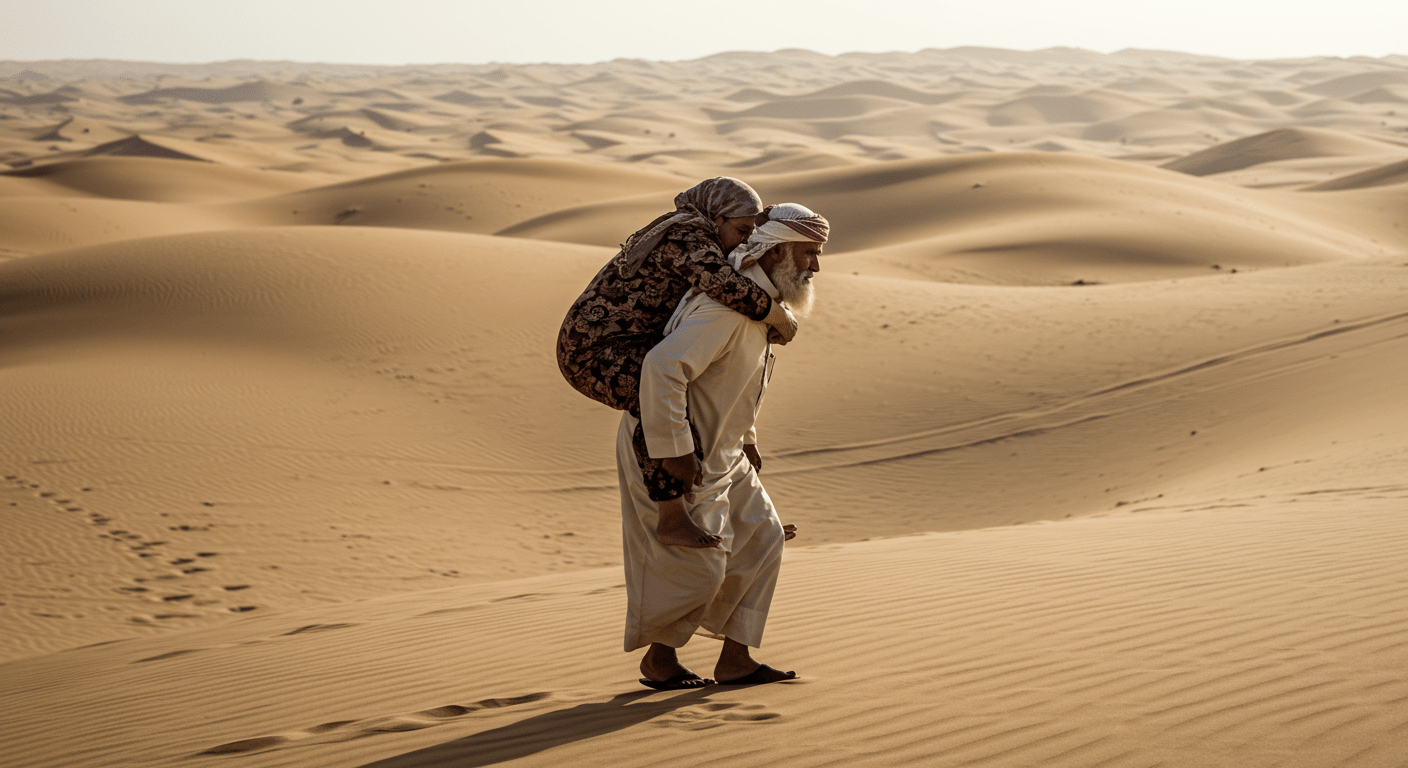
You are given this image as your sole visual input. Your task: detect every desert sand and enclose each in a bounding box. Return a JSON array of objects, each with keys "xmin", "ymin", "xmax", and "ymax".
[{"xmin": 1, "ymin": 48, "xmax": 1406, "ymax": 768}]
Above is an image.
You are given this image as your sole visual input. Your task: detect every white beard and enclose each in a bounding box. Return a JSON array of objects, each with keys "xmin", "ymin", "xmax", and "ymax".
[{"xmin": 771, "ymin": 251, "xmax": 816, "ymax": 317}]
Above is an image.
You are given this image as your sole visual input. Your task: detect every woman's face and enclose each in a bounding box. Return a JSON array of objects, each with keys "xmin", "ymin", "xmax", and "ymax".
[{"xmin": 714, "ymin": 215, "xmax": 757, "ymax": 251}]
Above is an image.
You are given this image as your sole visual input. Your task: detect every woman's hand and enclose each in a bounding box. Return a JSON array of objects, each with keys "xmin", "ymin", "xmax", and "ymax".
[
  {"xmin": 764, "ymin": 301, "xmax": 797, "ymax": 345},
  {"xmin": 662, "ymin": 453, "xmax": 702, "ymax": 488}
]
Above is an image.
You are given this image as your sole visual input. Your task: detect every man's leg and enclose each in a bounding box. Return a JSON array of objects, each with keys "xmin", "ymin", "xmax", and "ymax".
[
  {"xmin": 618, "ymin": 414, "xmax": 728, "ymax": 683},
  {"xmin": 699, "ymin": 463, "xmax": 798, "ymax": 684}
]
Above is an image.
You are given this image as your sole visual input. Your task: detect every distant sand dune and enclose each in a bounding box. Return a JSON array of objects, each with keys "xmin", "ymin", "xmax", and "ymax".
[
  {"xmin": 0, "ymin": 155, "xmax": 322, "ymax": 202},
  {"xmin": 1302, "ymin": 70, "xmax": 1408, "ymax": 98},
  {"xmin": 82, "ymin": 134, "xmax": 209, "ymax": 161},
  {"xmin": 1344, "ymin": 84, "xmax": 1408, "ymax": 104},
  {"xmin": 1307, "ymin": 156, "xmax": 1408, "ymax": 190},
  {"xmin": 117, "ymin": 79, "xmax": 318, "ymax": 105},
  {"xmin": 706, "ymin": 94, "xmax": 923, "ymax": 121},
  {"xmin": 987, "ymin": 90, "xmax": 1154, "ymax": 126},
  {"xmin": 1161, "ymin": 126, "xmax": 1408, "ymax": 175}
]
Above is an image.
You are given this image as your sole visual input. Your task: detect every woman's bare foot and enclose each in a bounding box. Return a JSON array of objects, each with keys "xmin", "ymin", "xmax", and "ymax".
[
  {"xmin": 656, "ymin": 497, "xmax": 721, "ymax": 549},
  {"xmin": 713, "ymin": 637, "xmax": 798, "ymax": 684}
]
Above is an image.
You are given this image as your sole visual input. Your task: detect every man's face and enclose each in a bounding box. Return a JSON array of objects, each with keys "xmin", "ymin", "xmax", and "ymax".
[
  {"xmin": 715, "ymin": 215, "xmax": 757, "ymax": 251},
  {"xmin": 786, "ymin": 241, "xmax": 822, "ymax": 280},
  {"xmin": 765, "ymin": 241, "xmax": 822, "ymax": 317}
]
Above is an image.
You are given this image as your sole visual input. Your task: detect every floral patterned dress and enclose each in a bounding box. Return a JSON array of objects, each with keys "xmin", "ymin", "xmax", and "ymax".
[{"xmin": 557, "ymin": 220, "xmax": 773, "ymax": 501}]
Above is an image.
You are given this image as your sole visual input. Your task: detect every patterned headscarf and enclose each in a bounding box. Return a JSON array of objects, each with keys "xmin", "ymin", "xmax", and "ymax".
[
  {"xmin": 730, "ymin": 202, "xmax": 830, "ymax": 271},
  {"xmin": 619, "ymin": 177, "xmax": 763, "ymax": 276}
]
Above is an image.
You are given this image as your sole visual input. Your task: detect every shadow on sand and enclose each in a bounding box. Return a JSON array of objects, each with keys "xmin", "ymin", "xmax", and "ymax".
[{"xmin": 354, "ymin": 687, "xmax": 717, "ymax": 768}]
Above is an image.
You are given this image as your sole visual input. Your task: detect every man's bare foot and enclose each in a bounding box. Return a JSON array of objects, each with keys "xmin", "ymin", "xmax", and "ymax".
[
  {"xmin": 640, "ymin": 643, "xmax": 712, "ymax": 689},
  {"xmin": 713, "ymin": 637, "xmax": 798, "ymax": 685},
  {"xmin": 717, "ymin": 664, "xmax": 798, "ymax": 685},
  {"xmin": 656, "ymin": 497, "xmax": 721, "ymax": 549}
]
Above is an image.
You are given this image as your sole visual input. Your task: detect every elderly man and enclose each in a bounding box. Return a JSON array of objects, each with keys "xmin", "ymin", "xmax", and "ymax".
[{"xmin": 617, "ymin": 203, "xmax": 827, "ymax": 690}]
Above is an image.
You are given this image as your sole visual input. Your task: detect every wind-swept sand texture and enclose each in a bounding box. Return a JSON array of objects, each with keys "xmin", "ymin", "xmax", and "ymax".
[{"xmin": 2, "ymin": 49, "xmax": 1407, "ymax": 768}]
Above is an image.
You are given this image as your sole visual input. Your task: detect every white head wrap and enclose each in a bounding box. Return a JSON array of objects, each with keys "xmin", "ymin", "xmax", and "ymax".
[{"xmin": 729, "ymin": 203, "xmax": 830, "ymax": 271}]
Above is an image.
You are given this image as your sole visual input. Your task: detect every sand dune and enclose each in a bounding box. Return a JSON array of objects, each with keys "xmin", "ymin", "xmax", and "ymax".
[
  {"xmin": 1161, "ymin": 126, "xmax": 1408, "ymax": 176},
  {"xmin": 988, "ymin": 90, "xmax": 1155, "ymax": 126},
  {"xmin": 1307, "ymin": 156, "xmax": 1408, "ymax": 190},
  {"xmin": 2, "ymin": 47, "xmax": 1407, "ymax": 768},
  {"xmin": 0, "ymin": 155, "xmax": 325, "ymax": 202},
  {"xmin": 117, "ymin": 79, "xmax": 322, "ymax": 106},
  {"xmin": 1301, "ymin": 69, "xmax": 1408, "ymax": 98}
]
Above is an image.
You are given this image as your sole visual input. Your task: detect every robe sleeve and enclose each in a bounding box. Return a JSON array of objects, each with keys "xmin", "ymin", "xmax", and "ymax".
[
  {"xmin": 662, "ymin": 229, "xmax": 773, "ymax": 322},
  {"xmin": 639, "ymin": 302, "xmax": 748, "ymax": 459}
]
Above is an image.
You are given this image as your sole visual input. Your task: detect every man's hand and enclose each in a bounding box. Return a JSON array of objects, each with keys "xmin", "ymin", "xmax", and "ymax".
[
  {"xmin": 742, "ymin": 444, "xmax": 762, "ymax": 472},
  {"xmin": 783, "ymin": 524, "xmax": 798, "ymax": 542},
  {"xmin": 662, "ymin": 453, "xmax": 702, "ymax": 488}
]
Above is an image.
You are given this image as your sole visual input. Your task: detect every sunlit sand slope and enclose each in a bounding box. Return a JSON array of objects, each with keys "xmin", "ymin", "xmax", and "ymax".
[
  {"xmin": 1, "ymin": 487, "xmax": 1404, "ymax": 768},
  {"xmin": 0, "ymin": 227, "xmax": 621, "ymax": 659}
]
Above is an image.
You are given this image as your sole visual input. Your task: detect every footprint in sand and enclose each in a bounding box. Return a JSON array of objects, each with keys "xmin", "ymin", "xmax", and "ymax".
[
  {"xmin": 134, "ymin": 649, "xmax": 202, "ymax": 664},
  {"xmin": 196, "ymin": 693, "xmax": 551, "ymax": 756},
  {"xmin": 281, "ymin": 623, "xmax": 358, "ymax": 636},
  {"xmin": 490, "ymin": 593, "xmax": 544, "ymax": 603},
  {"xmin": 651, "ymin": 700, "xmax": 782, "ymax": 731},
  {"xmin": 416, "ymin": 604, "xmax": 485, "ymax": 617},
  {"xmin": 199, "ymin": 735, "xmax": 291, "ymax": 755}
]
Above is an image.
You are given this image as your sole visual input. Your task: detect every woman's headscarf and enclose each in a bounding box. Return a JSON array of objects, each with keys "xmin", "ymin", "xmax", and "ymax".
[{"xmin": 618, "ymin": 177, "xmax": 763, "ymax": 277}]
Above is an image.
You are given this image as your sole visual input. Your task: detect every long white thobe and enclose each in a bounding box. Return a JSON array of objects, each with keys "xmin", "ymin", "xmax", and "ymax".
[{"xmin": 618, "ymin": 264, "xmax": 785, "ymax": 651}]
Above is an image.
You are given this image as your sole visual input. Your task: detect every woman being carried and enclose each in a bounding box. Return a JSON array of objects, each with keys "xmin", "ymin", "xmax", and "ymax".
[{"xmin": 557, "ymin": 177, "xmax": 796, "ymax": 548}]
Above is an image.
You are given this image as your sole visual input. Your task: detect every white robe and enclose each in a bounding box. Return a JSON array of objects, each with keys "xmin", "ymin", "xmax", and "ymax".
[{"xmin": 618, "ymin": 264, "xmax": 786, "ymax": 651}]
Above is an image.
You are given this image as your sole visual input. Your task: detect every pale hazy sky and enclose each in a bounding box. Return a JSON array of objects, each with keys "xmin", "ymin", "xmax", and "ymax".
[{"xmin": 4, "ymin": 0, "xmax": 1404, "ymax": 64}]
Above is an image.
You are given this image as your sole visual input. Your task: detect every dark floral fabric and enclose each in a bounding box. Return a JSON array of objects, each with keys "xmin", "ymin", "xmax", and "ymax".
[
  {"xmin": 556, "ymin": 220, "xmax": 773, "ymax": 413},
  {"xmin": 632, "ymin": 417, "xmax": 704, "ymax": 502},
  {"xmin": 557, "ymin": 219, "xmax": 773, "ymax": 502}
]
